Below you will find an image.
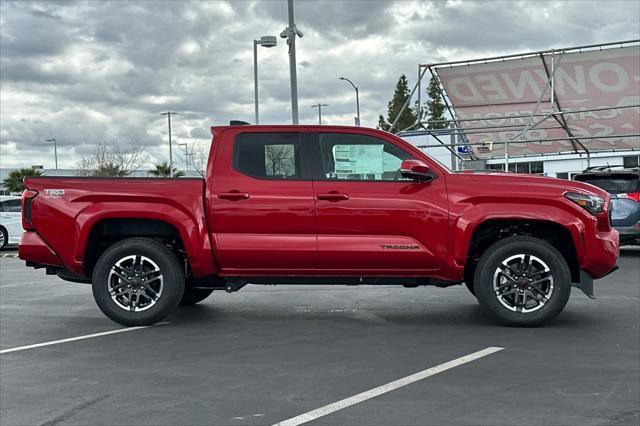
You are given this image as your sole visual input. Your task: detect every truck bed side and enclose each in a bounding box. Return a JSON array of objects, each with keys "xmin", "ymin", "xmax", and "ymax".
[{"xmin": 20, "ymin": 177, "xmax": 217, "ymax": 279}]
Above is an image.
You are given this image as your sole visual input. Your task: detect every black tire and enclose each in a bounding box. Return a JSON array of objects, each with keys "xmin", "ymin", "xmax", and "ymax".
[
  {"xmin": 92, "ymin": 238, "xmax": 185, "ymax": 326},
  {"xmin": 473, "ymin": 236, "xmax": 571, "ymax": 326},
  {"xmin": 0, "ymin": 227, "xmax": 7, "ymax": 250},
  {"xmin": 180, "ymin": 286, "xmax": 214, "ymax": 306},
  {"xmin": 464, "ymin": 280, "xmax": 476, "ymax": 297}
]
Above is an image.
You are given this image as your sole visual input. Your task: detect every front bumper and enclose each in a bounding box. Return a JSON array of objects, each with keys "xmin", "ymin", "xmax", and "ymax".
[{"xmin": 581, "ymin": 227, "xmax": 619, "ymax": 279}]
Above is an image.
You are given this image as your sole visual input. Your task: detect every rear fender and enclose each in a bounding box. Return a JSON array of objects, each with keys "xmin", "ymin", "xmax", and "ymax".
[{"xmin": 74, "ymin": 202, "xmax": 217, "ymax": 278}]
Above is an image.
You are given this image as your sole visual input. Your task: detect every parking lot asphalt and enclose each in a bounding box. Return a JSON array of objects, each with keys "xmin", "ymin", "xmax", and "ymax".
[{"xmin": 1, "ymin": 249, "xmax": 639, "ymax": 426}]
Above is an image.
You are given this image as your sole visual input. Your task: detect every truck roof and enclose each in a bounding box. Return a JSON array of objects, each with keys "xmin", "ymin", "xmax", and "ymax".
[{"xmin": 209, "ymin": 124, "xmax": 386, "ymax": 135}]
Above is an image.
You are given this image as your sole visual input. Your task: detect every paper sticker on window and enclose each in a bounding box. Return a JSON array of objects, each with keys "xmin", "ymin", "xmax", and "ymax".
[{"xmin": 332, "ymin": 144, "xmax": 384, "ymax": 177}]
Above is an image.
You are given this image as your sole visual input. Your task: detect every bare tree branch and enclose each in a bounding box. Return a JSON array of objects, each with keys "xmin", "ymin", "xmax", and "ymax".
[{"xmin": 74, "ymin": 140, "xmax": 147, "ymax": 177}]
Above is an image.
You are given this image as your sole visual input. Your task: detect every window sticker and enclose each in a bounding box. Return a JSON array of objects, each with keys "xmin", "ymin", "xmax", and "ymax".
[{"xmin": 332, "ymin": 144, "xmax": 384, "ymax": 178}]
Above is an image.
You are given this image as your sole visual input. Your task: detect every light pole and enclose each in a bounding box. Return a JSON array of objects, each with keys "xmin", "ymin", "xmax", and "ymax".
[
  {"xmin": 339, "ymin": 77, "xmax": 360, "ymax": 126},
  {"xmin": 45, "ymin": 138, "xmax": 58, "ymax": 169},
  {"xmin": 311, "ymin": 104, "xmax": 329, "ymax": 125},
  {"xmin": 253, "ymin": 36, "xmax": 277, "ymax": 124},
  {"xmin": 280, "ymin": 0, "xmax": 303, "ymax": 124},
  {"xmin": 178, "ymin": 142, "xmax": 189, "ymax": 171},
  {"xmin": 161, "ymin": 112, "xmax": 177, "ymax": 177}
]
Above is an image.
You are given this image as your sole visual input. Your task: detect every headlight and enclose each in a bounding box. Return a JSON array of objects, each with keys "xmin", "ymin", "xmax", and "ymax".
[{"xmin": 565, "ymin": 192, "xmax": 605, "ymax": 215}]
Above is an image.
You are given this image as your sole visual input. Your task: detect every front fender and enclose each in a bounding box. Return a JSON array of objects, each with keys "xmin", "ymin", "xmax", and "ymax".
[{"xmin": 450, "ymin": 202, "xmax": 587, "ymax": 270}]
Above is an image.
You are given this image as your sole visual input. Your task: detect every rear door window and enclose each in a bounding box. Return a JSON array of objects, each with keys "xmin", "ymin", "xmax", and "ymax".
[
  {"xmin": 575, "ymin": 175, "xmax": 639, "ymax": 194},
  {"xmin": 233, "ymin": 133, "xmax": 301, "ymax": 179}
]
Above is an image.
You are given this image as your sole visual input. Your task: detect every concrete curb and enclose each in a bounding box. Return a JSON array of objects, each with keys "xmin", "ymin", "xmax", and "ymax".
[{"xmin": 0, "ymin": 253, "xmax": 19, "ymax": 258}]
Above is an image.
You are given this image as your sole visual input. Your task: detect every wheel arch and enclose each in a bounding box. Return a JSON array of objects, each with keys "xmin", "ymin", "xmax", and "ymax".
[
  {"xmin": 71, "ymin": 200, "xmax": 218, "ymax": 280},
  {"xmin": 464, "ymin": 219, "xmax": 581, "ymax": 286},
  {"xmin": 83, "ymin": 218, "xmax": 186, "ymax": 277}
]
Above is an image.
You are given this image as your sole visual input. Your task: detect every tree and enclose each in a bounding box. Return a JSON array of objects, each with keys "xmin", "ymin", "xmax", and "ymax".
[
  {"xmin": 425, "ymin": 76, "xmax": 447, "ymax": 129},
  {"xmin": 265, "ymin": 145, "xmax": 294, "ymax": 177},
  {"xmin": 149, "ymin": 161, "xmax": 185, "ymax": 178},
  {"xmin": 377, "ymin": 74, "xmax": 418, "ymax": 134},
  {"xmin": 2, "ymin": 168, "xmax": 43, "ymax": 193},
  {"xmin": 75, "ymin": 140, "xmax": 146, "ymax": 177}
]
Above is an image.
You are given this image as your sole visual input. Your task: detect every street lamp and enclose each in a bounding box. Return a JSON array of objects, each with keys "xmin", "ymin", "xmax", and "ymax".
[
  {"xmin": 339, "ymin": 77, "xmax": 360, "ymax": 126},
  {"xmin": 281, "ymin": 0, "xmax": 303, "ymax": 124},
  {"xmin": 253, "ymin": 35, "xmax": 277, "ymax": 125},
  {"xmin": 161, "ymin": 112, "xmax": 177, "ymax": 177},
  {"xmin": 311, "ymin": 104, "xmax": 329, "ymax": 125},
  {"xmin": 178, "ymin": 142, "xmax": 189, "ymax": 171},
  {"xmin": 45, "ymin": 138, "xmax": 58, "ymax": 169}
]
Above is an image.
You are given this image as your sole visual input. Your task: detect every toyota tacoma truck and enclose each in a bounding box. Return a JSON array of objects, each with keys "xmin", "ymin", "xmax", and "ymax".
[{"xmin": 19, "ymin": 125, "xmax": 619, "ymax": 327}]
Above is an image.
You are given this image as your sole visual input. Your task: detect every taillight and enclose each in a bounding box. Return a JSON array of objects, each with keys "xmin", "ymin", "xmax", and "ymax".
[
  {"xmin": 619, "ymin": 192, "xmax": 640, "ymax": 202},
  {"xmin": 22, "ymin": 189, "xmax": 38, "ymax": 230}
]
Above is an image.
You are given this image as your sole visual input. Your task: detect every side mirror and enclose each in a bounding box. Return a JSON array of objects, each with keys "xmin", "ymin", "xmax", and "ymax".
[{"xmin": 400, "ymin": 159, "xmax": 433, "ymax": 182}]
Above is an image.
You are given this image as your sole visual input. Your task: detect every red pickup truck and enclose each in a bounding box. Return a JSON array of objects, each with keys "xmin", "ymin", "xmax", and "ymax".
[{"xmin": 19, "ymin": 125, "xmax": 619, "ymax": 327}]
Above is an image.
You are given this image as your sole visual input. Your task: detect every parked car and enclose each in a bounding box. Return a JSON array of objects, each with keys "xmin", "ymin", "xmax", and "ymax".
[
  {"xmin": 19, "ymin": 125, "xmax": 619, "ymax": 327},
  {"xmin": 574, "ymin": 166, "xmax": 640, "ymax": 246},
  {"xmin": 0, "ymin": 196, "xmax": 23, "ymax": 249}
]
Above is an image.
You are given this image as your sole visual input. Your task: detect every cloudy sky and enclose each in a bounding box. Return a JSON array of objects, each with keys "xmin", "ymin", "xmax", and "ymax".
[{"xmin": 1, "ymin": 0, "xmax": 639, "ymax": 170}]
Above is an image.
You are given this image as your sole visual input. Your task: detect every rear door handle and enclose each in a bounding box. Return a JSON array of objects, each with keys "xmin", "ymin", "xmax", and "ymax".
[
  {"xmin": 218, "ymin": 191, "xmax": 250, "ymax": 200},
  {"xmin": 317, "ymin": 192, "xmax": 349, "ymax": 201}
]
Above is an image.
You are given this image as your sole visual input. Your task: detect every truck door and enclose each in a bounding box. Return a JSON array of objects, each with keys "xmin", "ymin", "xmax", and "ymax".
[
  {"xmin": 310, "ymin": 130, "xmax": 449, "ymax": 275},
  {"xmin": 207, "ymin": 128, "xmax": 316, "ymax": 274}
]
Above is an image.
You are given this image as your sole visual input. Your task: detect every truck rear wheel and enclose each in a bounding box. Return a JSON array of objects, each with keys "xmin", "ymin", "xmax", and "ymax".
[
  {"xmin": 92, "ymin": 238, "xmax": 185, "ymax": 326},
  {"xmin": 473, "ymin": 236, "xmax": 571, "ymax": 326},
  {"xmin": 180, "ymin": 286, "xmax": 214, "ymax": 305}
]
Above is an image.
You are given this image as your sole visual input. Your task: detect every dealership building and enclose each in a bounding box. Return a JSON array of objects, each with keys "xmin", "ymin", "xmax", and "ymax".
[{"xmin": 402, "ymin": 131, "xmax": 640, "ymax": 179}]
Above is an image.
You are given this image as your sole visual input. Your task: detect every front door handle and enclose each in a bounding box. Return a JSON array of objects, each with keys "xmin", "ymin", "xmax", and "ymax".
[
  {"xmin": 317, "ymin": 192, "xmax": 349, "ymax": 201},
  {"xmin": 218, "ymin": 191, "xmax": 250, "ymax": 200}
]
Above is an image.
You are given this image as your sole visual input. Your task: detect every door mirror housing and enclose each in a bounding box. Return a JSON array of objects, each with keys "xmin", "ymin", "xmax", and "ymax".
[{"xmin": 400, "ymin": 160, "xmax": 433, "ymax": 182}]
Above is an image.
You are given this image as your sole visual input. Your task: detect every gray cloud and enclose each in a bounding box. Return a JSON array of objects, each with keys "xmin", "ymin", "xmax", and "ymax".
[{"xmin": 1, "ymin": 0, "xmax": 638, "ymax": 169}]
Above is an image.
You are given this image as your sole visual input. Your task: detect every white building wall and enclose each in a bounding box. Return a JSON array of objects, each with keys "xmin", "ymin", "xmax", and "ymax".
[{"xmin": 486, "ymin": 151, "xmax": 638, "ymax": 177}]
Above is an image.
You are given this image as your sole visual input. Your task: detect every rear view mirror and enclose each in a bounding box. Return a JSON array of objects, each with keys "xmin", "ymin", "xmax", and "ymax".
[{"xmin": 400, "ymin": 160, "xmax": 433, "ymax": 182}]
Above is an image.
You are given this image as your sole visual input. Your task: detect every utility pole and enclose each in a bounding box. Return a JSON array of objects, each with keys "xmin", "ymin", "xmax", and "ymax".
[
  {"xmin": 178, "ymin": 143, "xmax": 189, "ymax": 171},
  {"xmin": 161, "ymin": 112, "xmax": 177, "ymax": 177},
  {"xmin": 311, "ymin": 104, "xmax": 329, "ymax": 125},
  {"xmin": 281, "ymin": 0, "xmax": 303, "ymax": 124},
  {"xmin": 45, "ymin": 138, "xmax": 58, "ymax": 169},
  {"xmin": 339, "ymin": 77, "xmax": 360, "ymax": 126}
]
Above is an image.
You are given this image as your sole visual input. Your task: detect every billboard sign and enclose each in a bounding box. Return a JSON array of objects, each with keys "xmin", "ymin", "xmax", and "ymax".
[{"xmin": 435, "ymin": 45, "xmax": 640, "ymax": 157}]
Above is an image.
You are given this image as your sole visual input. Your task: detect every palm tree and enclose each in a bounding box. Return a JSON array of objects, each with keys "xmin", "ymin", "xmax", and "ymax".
[
  {"xmin": 149, "ymin": 161, "xmax": 184, "ymax": 178},
  {"xmin": 2, "ymin": 168, "xmax": 44, "ymax": 193}
]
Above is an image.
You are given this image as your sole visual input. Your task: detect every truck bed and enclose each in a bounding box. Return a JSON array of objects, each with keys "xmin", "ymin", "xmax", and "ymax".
[{"xmin": 21, "ymin": 176, "xmax": 214, "ymax": 278}]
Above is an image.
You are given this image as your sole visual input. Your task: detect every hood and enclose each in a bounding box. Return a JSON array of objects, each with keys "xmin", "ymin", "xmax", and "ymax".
[{"xmin": 450, "ymin": 171, "xmax": 609, "ymax": 199}]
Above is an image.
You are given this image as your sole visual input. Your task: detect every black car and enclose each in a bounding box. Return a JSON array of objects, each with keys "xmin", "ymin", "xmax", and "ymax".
[{"xmin": 574, "ymin": 166, "xmax": 640, "ymax": 246}]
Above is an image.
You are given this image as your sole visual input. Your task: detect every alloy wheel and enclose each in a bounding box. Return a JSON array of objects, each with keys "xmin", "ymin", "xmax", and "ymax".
[
  {"xmin": 492, "ymin": 254, "xmax": 554, "ymax": 313},
  {"xmin": 108, "ymin": 255, "xmax": 164, "ymax": 312}
]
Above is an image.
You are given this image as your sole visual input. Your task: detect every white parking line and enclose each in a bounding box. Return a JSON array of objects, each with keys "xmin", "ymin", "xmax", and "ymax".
[
  {"xmin": 0, "ymin": 324, "xmax": 167, "ymax": 354},
  {"xmin": 273, "ymin": 346, "xmax": 504, "ymax": 426}
]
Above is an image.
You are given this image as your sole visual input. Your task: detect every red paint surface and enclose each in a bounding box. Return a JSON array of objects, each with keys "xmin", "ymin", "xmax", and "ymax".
[{"xmin": 20, "ymin": 125, "xmax": 618, "ymax": 281}]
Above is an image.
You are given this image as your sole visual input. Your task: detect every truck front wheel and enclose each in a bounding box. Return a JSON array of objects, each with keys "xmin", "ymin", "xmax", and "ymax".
[
  {"xmin": 473, "ymin": 236, "xmax": 571, "ymax": 326},
  {"xmin": 92, "ymin": 238, "xmax": 185, "ymax": 326}
]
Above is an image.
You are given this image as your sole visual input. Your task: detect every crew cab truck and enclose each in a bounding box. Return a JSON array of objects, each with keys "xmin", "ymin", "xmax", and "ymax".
[{"xmin": 19, "ymin": 125, "xmax": 619, "ymax": 327}]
